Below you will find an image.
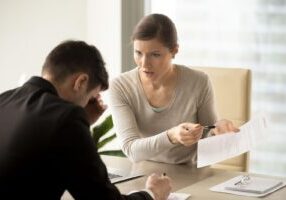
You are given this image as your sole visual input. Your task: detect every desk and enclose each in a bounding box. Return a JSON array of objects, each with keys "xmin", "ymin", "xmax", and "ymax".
[
  {"xmin": 102, "ymin": 155, "xmax": 286, "ymax": 200},
  {"xmin": 102, "ymin": 155, "xmax": 216, "ymax": 193},
  {"xmin": 62, "ymin": 155, "xmax": 286, "ymax": 200}
]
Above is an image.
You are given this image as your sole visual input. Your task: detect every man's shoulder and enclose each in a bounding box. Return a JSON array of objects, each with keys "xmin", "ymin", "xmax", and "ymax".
[{"xmin": 43, "ymin": 95, "xmax": 85, "ymax": 121}]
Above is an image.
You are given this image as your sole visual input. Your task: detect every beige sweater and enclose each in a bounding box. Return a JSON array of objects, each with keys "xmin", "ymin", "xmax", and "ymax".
[{"xmin": 109, "ymin": 65, "xmax": 218, "ymax": 164}]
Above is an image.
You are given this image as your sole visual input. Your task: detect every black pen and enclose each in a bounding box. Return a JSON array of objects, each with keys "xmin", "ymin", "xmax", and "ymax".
[
  {"xmin": 234, "ymin": 180, "xmax": 242, "ymax": 185},
  {"xmin": 185, "ymin": 125, "xmax": 215, "ymax": 131},
  {"xmin": 203, "ymin": 125, "xmax": 216, "ymax": 130}
]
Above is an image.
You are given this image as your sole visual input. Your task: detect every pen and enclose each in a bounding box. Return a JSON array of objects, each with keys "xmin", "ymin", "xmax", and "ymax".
[
  {"xmin": 185, "ymin": 125, "xmax": 216, "ymax": 131},
  {"xmin": 203, "ymin": 125, "xmax": 216, "ymax": 130},
  {"xmin": 234, "ymin": 180, "xmax": 242, "ymax": 185}
]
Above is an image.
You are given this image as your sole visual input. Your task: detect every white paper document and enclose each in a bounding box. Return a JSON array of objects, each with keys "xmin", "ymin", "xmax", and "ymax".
[
  {"xmin": 197, "ymin": 114, "xmax": 268, "ymax": 168},
  {"xmin": 168, "ymin": 192, "xmax": 191, "ymax": 200}
]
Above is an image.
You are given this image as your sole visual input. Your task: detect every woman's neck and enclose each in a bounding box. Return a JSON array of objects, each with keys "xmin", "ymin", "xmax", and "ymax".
[{"xmin": 141, "ymin": 64, "xmax": 177, "ymax": 90}]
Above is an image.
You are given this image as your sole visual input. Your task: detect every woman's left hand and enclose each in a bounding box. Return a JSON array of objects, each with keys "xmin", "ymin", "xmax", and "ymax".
[{"xmin": 212, "ymin": 119, "xmax": 240, "ymax": 135}]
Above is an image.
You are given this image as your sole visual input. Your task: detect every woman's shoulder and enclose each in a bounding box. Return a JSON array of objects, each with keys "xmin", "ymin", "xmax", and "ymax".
[
  {"xmin": 177, "ymin": 64, "xmax": 209, "ymax": 82},
  {"xmin": 110, "ymin": 68, "xmax": 138, "ymax": 89}
]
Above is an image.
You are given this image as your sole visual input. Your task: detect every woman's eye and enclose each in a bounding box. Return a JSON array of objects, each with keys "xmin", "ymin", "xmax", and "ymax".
[
  {"xmin": 152, "ymin": 53, "xmax": 161, "ymax": 57},
  {"xmin": 135, "ymin": 51, "xmax": 142, "ymax": 56}
]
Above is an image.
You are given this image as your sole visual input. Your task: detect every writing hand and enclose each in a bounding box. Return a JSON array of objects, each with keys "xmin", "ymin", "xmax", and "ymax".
[{"xmin": 146, "ymin": 173, "xmax": 172, "ymax": 200}]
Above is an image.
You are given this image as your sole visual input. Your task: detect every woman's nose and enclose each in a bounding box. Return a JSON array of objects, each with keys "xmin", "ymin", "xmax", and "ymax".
[{"xmin": 141, "ymin": 55, "xmax": 150, "ymax": 68}]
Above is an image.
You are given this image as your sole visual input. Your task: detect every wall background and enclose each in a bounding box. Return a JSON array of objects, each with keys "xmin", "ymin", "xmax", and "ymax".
[
  {"xmin": 0, "ymin": 0, "xmax": 87, "ymax": 92},
  {"xmin": 0, "ymin": 0, "xmax": 122, "ymax": 93}
]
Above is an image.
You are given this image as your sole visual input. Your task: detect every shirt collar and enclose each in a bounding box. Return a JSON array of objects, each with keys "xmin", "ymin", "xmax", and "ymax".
[{"xmin": 25, "ymin": 76, "xmax": 59, "ymax": 96}]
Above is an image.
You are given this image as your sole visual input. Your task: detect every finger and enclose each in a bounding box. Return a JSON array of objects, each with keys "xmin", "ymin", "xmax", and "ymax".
[
  {"xmin": 189, "ymin": 133, "xmax": 202, "ymax": 141},
  {"xmin": 102, "ymin": 104, "xmax": 108, "ymax": 110},
  {"xmin": 192, "ymin": 126, "xmax": 203, "ymax": 133},
  {"xmin": 193, "ymin": 132, "xmax": 203, "ymax": 139},
  {"xmin": 150, "ymin": 173, "xmax": 160, "ymax": 178},
  {"xmin": 227, "ymin": 122, "xmax": 233, "ymax": 131},
  {"xmin": 234, "ymin": 127, "xmax": 240, "ymax": 132},
  {"xmin": 183, "ymin": 134, "xmax": 201, "ymax": 142},
  {"xmin": 183, "ymin": 126, "xmax": 202, "ymax": 135},
  {"xmin": 181, "ymin": 130, "xmax": 199, "ymax": 139},
  {"xmin": 180, "ymin": 128, "xmax": 192, "ymax": 135},
  {"xmin": 228, "ymin": 122, "xmax": 239, "ymax": 132},
  {"xmin": 98, "ymin": 99, "xmax": 104, "ymax": 106},
  {"xmin": 190, "ymin": 130, "xmax": 203, "ymax": 138},
  {"xmin": 95, "ymin": 93, "xmax": 101, "ymax": 99},
  {"xmin": 184, "ymin": 123, "xmax": 201, "ymax": 130},
  {"xmin": 162, "ymin": 176, "xmax": 172, "ymax": 184},
  {"xmin": 194, "ymin": 134, "xmax": 202, "ymax": 140},
  {"xmin": 181, "ymin": 129, "xmax": 202, "ymax": 140}
]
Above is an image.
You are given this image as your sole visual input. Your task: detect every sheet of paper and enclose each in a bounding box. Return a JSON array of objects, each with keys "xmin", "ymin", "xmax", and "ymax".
[
  {"xmin": 168, "ymin": 192, "xmax": 191, "ymax": 200},
  {"xmin": 197, "ymin": 113, "xmax": 268, "ymax": 168},
  {"xmin": 210, "ymin": 175, "xmax": 286, "ymax": 197}
]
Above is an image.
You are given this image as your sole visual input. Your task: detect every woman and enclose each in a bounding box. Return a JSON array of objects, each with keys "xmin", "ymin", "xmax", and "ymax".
[{"xmin": 109, "ymin": 13, "xmax": 239, "ymax": 164}]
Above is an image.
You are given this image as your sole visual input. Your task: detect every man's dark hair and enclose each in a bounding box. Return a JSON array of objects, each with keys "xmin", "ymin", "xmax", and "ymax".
[{"xmin": 42, "ymin": 40, "xmax": 108, "ymax": 91}]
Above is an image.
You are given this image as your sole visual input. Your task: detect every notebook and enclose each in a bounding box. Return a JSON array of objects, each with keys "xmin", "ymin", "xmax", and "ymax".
[
  {"xmin": 225, "ymin": 175, "xmax": 283, "ymax": 194},
  {"xmin": 107, "ymin": 167, "xmax": 144, "ymax": 184}
]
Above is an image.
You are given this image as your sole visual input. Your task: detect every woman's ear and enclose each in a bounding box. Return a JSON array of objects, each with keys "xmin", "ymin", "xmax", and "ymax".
[
  {"xmin": 73, "ymin": 73, "xmax": 89, "ymax": 92},
  {"xmin": 171, "ymin": 45, "xmax": 179, "ymax": 58}
]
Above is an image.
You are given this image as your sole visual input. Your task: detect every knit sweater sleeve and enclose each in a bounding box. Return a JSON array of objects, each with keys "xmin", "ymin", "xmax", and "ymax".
[{"xmin": 108, "ymin": 75, "xmax": 175, "ymax": 163}]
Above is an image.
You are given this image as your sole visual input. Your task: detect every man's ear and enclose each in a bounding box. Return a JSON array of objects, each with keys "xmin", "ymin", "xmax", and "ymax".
[{"xmin": 73, "ymin": 73, "xmax": 89, "ymax": 92}]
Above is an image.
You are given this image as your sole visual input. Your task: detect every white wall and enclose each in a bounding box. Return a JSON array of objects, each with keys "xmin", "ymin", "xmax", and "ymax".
[
  {"xmin": 87, "ymin": 0, "xmax": 121, "ymax": 80},
  {"xmin": 86, "ymin": 0, "xmax": 122, "ymax": 152},
  {"xmin": 0, "ymin": 0, "xmax": 87, "ymax": 92}
]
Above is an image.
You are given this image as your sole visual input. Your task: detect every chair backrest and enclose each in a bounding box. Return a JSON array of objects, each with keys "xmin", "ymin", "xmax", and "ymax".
[{"xmin": 193, "ymin": 66, "xmax": 252, "ymax": 172}]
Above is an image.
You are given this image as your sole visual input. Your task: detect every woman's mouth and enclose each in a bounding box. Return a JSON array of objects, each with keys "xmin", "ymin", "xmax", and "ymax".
[{"xmin": 143, "ymin": 71, "xmax": 154, "ymax": 77}]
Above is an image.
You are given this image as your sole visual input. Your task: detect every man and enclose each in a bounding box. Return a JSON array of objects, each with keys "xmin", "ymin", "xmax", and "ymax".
[{"xmin": 0, "ymin": 40, "xmax": 171, "ymax": 199}]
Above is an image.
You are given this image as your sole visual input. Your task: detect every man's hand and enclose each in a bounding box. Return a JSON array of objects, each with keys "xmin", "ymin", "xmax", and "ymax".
[
  {"xmin": 167, "ymin": 123, "xmax": 203, "ymax": 146},
  {"xmin": 146, "ymin": 173, "xmax": 172, "ymax": 200},
  {"xmin": 84, "ymin": 94, "xmax": 107, "ymax": 125}
]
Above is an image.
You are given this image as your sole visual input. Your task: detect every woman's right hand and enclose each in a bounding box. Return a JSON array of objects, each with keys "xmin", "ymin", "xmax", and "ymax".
[{"xmin": 166, "ymin": 123, "xmax": 204, "ymax": 146}]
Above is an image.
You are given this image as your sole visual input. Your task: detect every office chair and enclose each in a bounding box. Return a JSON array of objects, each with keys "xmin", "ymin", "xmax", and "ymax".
[{"xmin": 193, "ymin": 66, "xmax": 252, "ymax": 172}]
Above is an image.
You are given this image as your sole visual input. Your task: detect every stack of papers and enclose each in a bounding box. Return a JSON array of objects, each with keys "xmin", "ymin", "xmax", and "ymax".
[{"xmin": 210, "ymin": 175, "xmax": 286, "ymax": 197}]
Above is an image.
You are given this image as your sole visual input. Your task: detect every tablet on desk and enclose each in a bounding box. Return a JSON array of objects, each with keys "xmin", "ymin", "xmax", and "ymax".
[{"xmin": 107, "ymin": 167, "xmax": 144, "ymax": 184}]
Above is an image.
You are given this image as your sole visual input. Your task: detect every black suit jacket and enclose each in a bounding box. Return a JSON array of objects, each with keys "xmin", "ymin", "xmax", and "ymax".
[{"xmin": 0, "ymin": 77, "xmax": 152, "ymax": 200}]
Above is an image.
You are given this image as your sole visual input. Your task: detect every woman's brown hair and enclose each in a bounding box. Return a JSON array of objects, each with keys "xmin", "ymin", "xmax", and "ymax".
[{"xmin": 131, "ymin": 13, "xmax": 178, "ymax": 50}]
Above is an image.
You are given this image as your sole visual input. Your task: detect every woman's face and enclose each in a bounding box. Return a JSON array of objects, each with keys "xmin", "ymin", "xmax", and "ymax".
[{"xmin": 134, "ymin": 38, "xmax": 177, "ymax": 82}]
